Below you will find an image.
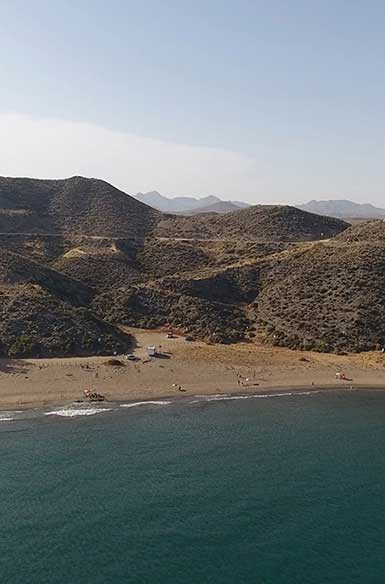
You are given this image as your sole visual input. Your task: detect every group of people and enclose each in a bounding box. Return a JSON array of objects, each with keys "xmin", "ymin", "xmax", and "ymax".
[
  {"xmin": 172, "ymin": 383, "xmax": 186, "ymax": 392},
  {"xmin": 236, "ymin": 372, "xmax": 259, "ymax": 387},
  {"xmin": 335, "ymin": 372, "xmax": 353, "ymax": 381},
  {"xmin": 83, "ymin": 388, "xmax": 105, "ymax": 401}
]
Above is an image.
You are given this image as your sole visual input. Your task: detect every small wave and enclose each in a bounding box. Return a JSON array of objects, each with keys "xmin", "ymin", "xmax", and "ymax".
[
  {"xmin": 193, "ymin": 394, "xmax": 225, "ymax": 398},
  {"xmin": 255, "ymin": 391, "xmax": 319, "ymax": 398},
  {"xmin": 45, "ymin": 406, "xmax": 112, "ymax": 417},
  {"xmin": 0, "ymin": 410, "xmax": 23, "ymax": 422},
  {"xmin": 190, "ymin": 391, "xmax": 319, "ymax": 404},
  {"xmin": 120, "ymin": 400, "xmax": 171, "ymax": 409}
]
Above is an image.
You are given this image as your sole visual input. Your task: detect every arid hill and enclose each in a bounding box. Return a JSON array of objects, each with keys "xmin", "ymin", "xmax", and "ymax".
[
  {"xmin": 90, "ymin": 219, "xmax": 385, "ymax": 353},
  {"xmin": 155, "ymin": 205, "xmax": 349, "ymax": 241},
  {"xmin": 93, "ymin": 286, "xmax": 251, "ymax": 344},
  {"xmin": 0, "ymin": 230, "xmax": 293, "ymax": 290},
  {"xmin": 0, "ymin": 249, "xmax": 132, "ymax": 357},
  {"xmin": 0, "ymin": 249, "xmax": 92, "ymax": 306},
  {"xmin": 254, "ymin": 239, "xmax": 385, "ymax": 352},
  {"xmin": 48, "ymin": 238, "xmax": 294, "ymax": 290},
  {"xmin": 0, "ymin": 176, "xmax": 160, "ymax": 237},
  {"xmin": 0, "ymin": 283, "xmax": 132, "ymax": 358},
  {"xmin": 0, "ymin": 176, "xmax": 349, "ymax": 242},
  {"xmin": 2, "ymin": 175, "xmax": 382, "ymax": 357},
  {"xmin": 153, "ymin": 220, "xmax": 385, "ymax": 352},
  {"xmin": 336, "ymin": 219, "xmax": 385, "ymax": 243}
]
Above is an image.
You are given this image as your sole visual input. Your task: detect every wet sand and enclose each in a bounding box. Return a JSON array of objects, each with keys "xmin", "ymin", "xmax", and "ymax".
[{"xmin": 0, "ymin": 329, "xmax": 385, "ymax": 409}]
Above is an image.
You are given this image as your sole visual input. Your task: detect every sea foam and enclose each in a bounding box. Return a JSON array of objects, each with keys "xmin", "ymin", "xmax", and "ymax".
[
  {"xmin": 120, "ymin": 400, "xmax": 172, "ymax": 408},
  {"xmin": 45, "ymin": 406, "xmax": 112, "ymax": 417},
  {"xmin": 0, "ymin": 411, "xmax": 23, "ymax": 422},
  {"xmin": 190, "ymin": 391, "xmax": 318, "ymax": 404}
]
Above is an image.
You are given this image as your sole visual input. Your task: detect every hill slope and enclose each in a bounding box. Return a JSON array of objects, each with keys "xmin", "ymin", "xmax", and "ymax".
[
  {"xmin": 155, "ymin": 205, "xmax": 349, "ymax": 241},
  {"xmin": 0, "ymin": 177, "xmax": 346, "ymax": 242},
  {"xmin": 254, "ymin": 235, "xmax": 385, "ymax": 352},
  {"xmin": 0, "ymin": 284, "xmax": 132, "ymax": 357},
  {"xmin": 91, "ymin": 219, "xmax": 385, "ymax": 352},
  {"xmin": 2, "ymin": 176, "xmax": 382, "ymax": 356},
  {"xmin": 0, "ymin": 249, "xmax": 92, "ymax": 306},
  {"xmin": 0, "ymin": 250, "xmax": 132, "ymax": 357},
  {"xmin": 336, "ymin": 219, "xmax": 385, "ymax": 242},
  {"xmin": 0, "ymin": 176, "xmax": 160, "ymax": 237}
]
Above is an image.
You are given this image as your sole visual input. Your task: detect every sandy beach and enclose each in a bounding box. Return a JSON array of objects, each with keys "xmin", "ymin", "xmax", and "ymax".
[{"xmin": 0, "ymin": 328, "xmax": 385, "ymax": 409}]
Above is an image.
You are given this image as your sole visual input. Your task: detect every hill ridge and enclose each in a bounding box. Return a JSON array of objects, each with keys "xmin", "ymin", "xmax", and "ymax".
[
  {"xmin": 0, "ymin": 175, "xmax": 160, "ymax": 238},
  {"xmin": 298, "ymin": 199, "xmax": 385, "ymax": 219}
]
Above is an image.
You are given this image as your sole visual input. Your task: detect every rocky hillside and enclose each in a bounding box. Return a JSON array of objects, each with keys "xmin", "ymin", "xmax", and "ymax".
[
  {"xmin": 0, "ymin": 175, "xmax": 382, "ymax": 357},
  {"xmin": 254, "ymin": 239, "xmax": 385, "ymax": 352},
  {"xmin": 336, "ymin": 219, "xmax": 385, "ymax": 243},
  {"xmin": 0, "ymin": 249, "xmax": 92, "ymax": 306},
  {"xmin": 91, "ymin": 220, "xmax": 385, "ymax": 354},
  {"xmin": 103, "ymin": 231, "xmax": 385, "ymax": 353},
  {"xmin": 0, "ymin": 283, "xmax": 132, "ymax": 357},
  {"xmin": 0, "ymin": 176, "xmax": 160, "ymax": 237},
  {"xmin": 0, "ymin": 250, "xmax": 132, "ymax": 357},
  {"xmin": 45, "ymin": 238, "xmax": 293, "ymax": 290},
  {"xmin": 0, "ymin": 177, "xmax": 349, "ymax": 242},
  {"xmin": 93, "ymin": 286, "xmax": 251, "ymax": 344},
  {"xmin": 155, "ymin": 205, "xmax": 349, "ymax": 241}
]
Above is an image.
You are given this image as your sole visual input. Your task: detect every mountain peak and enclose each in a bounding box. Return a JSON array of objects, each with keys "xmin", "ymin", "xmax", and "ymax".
[
  {"xmin": 134, "ymin": 191, "xmax": 249, "ymax": 213},
  {"xmin": 0, "ymin": 175, "xmax": 160, "ymax": 237}
]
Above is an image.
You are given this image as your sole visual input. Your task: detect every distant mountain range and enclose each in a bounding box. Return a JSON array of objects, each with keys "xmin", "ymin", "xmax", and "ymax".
[
  {"xmin": 136, "ymin": 193, "xmax": 385, "ymax": 220},
  {"xmin": 134, "ymin": 191, "xmax": 250, "ymax": 214},
  {"xmin": 297, "ymin": 199, "xmax": 385, "ymax": 219}
]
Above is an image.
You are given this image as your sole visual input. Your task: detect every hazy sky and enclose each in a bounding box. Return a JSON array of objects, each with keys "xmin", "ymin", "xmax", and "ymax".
[{"xmin": 1, "ymin": 0, "xmax": 385, "ymax": 205}]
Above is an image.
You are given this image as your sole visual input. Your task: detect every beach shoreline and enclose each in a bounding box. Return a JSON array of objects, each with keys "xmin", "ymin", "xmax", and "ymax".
[
  {"xmin": 1, "ymin": 328, "xmax": 384, "ymax": 410},
  {"xmin": 5, "ymin": 384, "xmax": 385, "ymax": 411}
]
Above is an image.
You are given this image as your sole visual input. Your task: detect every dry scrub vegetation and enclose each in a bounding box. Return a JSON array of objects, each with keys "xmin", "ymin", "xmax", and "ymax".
[{"xmin": 1, "ymin": 176, "xmax": 383, "ymax": 356}]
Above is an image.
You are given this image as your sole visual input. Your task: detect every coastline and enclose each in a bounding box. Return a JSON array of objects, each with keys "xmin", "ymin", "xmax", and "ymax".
[
  {"xmin": 1, "ymin": 328, "xmax": 385, "ymax": 411},
  {"xmin": 3, "ymin": 385, "xmax": 385, "ymax": 423}
]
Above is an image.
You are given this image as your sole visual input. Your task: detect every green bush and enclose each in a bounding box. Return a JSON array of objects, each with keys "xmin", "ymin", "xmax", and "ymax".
[{"xmin": 8, "ymin": 335, "xmax": 34, "ymax": 357}]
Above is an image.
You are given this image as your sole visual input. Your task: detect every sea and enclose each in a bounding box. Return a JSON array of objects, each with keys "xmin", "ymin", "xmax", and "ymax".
[{"xmin": 2, "ymin": 389, "xmax": 385, "ymax": 584}]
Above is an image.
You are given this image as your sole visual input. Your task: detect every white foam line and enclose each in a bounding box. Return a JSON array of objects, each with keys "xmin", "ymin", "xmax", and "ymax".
[
  {"xmin": 120, "ymin": 400, "xmax": 172, "ymax": 408},
  {"xmin": 190, "ymin": 391, "xmax": 319, "ymax": 404},
  {"xmin": 193, "ymin": 394, "xmax": 227, "ymax": 398},
  {"xmin": 45, "ymin": 407, "xmax": 112, "ymax": 417},
  {"xmin": 0, "ymin": 410, "xmax": 23, "ymax": 421}
]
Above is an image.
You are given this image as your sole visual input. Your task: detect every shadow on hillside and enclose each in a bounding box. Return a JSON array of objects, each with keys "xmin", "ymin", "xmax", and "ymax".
[
  {"xmin": 0, "ymin": 359, "xmax": 30, "ymax": 375},
  {"xmin": 123, "ymin": 334, "xmax": 138, "ymax": 354}
]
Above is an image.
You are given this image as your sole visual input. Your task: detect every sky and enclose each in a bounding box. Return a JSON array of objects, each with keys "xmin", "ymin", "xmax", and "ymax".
[{"xmin": 1, "ymin": 0, "xmax": 385, "ymax": 205}]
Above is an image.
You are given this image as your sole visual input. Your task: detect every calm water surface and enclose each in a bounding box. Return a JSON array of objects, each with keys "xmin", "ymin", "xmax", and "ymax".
[{"xmin": 1, "ymin": 390, "xmax": 385, "ymax": 583}]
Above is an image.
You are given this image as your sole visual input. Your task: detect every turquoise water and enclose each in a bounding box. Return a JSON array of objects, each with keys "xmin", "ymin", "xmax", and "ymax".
[{"xmin": 2, "ymin": 390, "xmax": 385, "ymax": 583}]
